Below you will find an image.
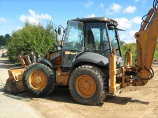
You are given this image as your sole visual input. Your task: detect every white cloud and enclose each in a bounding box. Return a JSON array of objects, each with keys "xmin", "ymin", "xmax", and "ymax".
[
  {"xmin": 114, "ymin": 16, "xmax": 142, "ymax": 30},
  {"xmin": 130, "ymin": 30, "xmax": 137, "ymax": 36},
  {"xmin": 106, "ymin": 3, "xmax": 122, "ymax": 15},
  {"xmin": 111, "ymin": 3, "xmax": 122, "ymax": 13},
  {"xmin": 135, "ymin": 0, "xmax": 139, "ymax": 2},
  {"xmin": 130, "ymin": 16, "xmax": 142, "ymax": 24},
  {"xmin": 106, "ymin": 3, "xmax": 137, "ymax": 15},
  {"xmin": 119, "ymin": 33, "xmax": 136, "ymax": 43},
  {"xmin": 123, "ymin": 6, "xmax": 137, "ymax": 14},
  {"xmin": 114, "ymin": 16, "xmax": 142, "ymax": 43},
  {"xmin": 20, "ymin": 9, "xmax": 52, "ymax": 25},
  {"xmin": 0, "ymin": 17, "xmax": 7, "ymax": 24},
  {"xmin": 114, "ymin": 18, "xmax": 132, "ymax": 29},
  {"xmin": 86, "ymin": 13, "xmax": 96, "ymax": 18},
  {"xmin": 16, "ymin": 26, "xmax": 23, "ymax": 30},
  {"xmin": 83, "ymin": 1, "xmax": 94, "ymax": 8}
]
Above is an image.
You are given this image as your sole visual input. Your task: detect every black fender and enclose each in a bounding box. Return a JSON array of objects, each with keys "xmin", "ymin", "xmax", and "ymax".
[
  {"xmin": 37, "ymin": 57, "xmax": 54, "ymax": 69},
  {"xmin": 70, "ymin": 52, "xmax": 109, "ymax": 72}
]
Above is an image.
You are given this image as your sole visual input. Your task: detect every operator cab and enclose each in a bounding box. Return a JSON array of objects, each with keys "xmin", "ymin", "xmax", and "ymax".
[{"xmin": 62, "ymin": 17, "xmax": 123, "ymax": 67}]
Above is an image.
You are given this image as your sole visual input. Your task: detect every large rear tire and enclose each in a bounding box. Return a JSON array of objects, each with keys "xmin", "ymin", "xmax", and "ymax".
[
  {"xmin": 23, "ymin": 63, "xmax": 55, "ymax": 97},
  {"xmin": 69, "ymin": 65, "xmax": 108, "ymax": 105}
]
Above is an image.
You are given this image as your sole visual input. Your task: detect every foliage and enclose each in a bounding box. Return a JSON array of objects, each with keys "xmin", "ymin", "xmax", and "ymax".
[
  {"xmin": 0, "ymin": 34, "xmax": 11, "ymax": 47},
  {"xmin": 121, "ymin": 43, "xmax": 137, "ymax": 64},
  {"xmin": 121, "ymin": 42, "xmax": 158, "ymax": 64},
  {"xmin": 154, "ymin": 42, "xmax": 158, "ymax": 59},
  {"xmin": 7, "ymin": 22, "xmax": 56, "ymax": 62}
]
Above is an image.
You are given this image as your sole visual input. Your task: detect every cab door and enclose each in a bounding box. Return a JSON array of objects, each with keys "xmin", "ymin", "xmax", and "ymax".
[{"xmin": 62, "ymin": 21, "xmax": 84, "ymax": 67}]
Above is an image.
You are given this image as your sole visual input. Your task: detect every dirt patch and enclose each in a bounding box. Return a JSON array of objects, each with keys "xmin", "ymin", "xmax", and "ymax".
[{"xmin": 26, "ymin": 67, "xmax": 158, "ymax": 118}]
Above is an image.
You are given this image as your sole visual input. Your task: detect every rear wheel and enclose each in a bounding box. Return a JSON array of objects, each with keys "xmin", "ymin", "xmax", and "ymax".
[
  {"xmin": 23, "ymin": 63, "xmax": 55, "ymax": 96},
  {"xmin": 69, "ymin": 65, "xmax": 108, "ymax": 105}
]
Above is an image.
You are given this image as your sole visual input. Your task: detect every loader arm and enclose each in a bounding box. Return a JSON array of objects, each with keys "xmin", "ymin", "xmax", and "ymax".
[{"xmin": 134, "ymin": 0, "xmax": 158, "ymax": 80}]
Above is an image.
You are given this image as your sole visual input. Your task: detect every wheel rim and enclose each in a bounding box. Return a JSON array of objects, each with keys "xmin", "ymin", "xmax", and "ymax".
[
  {"xmin": 28, "ymin": 70, "xmax": 47, "ymax": 90},
  {"xmin": 76, "ymin": 75, "xmax": 96, "ymax": 98}
]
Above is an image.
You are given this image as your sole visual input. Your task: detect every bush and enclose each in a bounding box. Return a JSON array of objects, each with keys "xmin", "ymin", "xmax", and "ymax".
[
  {"xmin": 121, "ymin": 42, "xmax": 158, "ymax": 65},
  {"xmin": 7, "ymin": 22, "xmax": 56, "ymax": 62}
]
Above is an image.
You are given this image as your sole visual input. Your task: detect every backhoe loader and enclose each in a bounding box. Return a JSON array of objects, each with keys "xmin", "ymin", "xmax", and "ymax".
[{"xmin": 4, "ymin": 0, "xmax": 158, "ymax": 105}]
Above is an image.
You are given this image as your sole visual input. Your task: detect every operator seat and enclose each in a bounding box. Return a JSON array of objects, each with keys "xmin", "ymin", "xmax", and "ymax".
[{"xmin": 86, "ymin": 29, "xmax": 95, "ymax": 50}]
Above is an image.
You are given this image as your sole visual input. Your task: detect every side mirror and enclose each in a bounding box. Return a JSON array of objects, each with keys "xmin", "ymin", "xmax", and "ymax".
[
  {"xmin": 58, "ymin": 27, "xmax": 61, "ymax": 35},
  {"xmin": 63, "ymin": 30, "xmax": 65, "ymax": 34}
]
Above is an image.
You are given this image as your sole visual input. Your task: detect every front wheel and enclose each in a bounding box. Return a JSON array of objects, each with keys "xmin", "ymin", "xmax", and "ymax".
[
  {"xmin": 69, "ymin": 65, "xmax": 108, "ymax": 105},
  {"xmin": 23, "ymin": 63, "xmax": 55, "ymax": 97}
]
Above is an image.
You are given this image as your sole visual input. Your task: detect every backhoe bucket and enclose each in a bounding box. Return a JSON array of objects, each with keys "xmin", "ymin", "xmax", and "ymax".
[{"xmin": 4, "ymin": 68, "xmax": 26, "ymax": 94}]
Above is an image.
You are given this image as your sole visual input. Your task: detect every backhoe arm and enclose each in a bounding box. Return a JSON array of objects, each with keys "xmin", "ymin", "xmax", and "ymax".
[{"xmin": 134, "ymin": 2, "xmax": 158, "ymax": 80}]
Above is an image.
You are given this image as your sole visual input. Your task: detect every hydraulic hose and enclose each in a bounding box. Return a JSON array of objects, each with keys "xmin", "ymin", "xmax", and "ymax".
[
  {"xmin": 141, "ymin": 0, "xmax": 158, "ymax": 28},
  {"xmin": 153, "ymin": 0, "xmax": 158, "ymax": 9},
  {"xmin": 144, "ymin": 66, "xmax": 154, "ymax": 80}
]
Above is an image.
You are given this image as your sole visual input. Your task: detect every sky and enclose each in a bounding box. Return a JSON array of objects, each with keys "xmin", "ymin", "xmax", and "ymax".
[{"xmin": 0, "ymin": 0, "xmax": 153, "ymax": 43}]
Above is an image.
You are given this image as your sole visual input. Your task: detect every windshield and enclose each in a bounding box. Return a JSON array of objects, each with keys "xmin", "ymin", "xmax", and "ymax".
[{"xmin": 85, "ymin": 23, "xmax": 121, "ymax": 57}]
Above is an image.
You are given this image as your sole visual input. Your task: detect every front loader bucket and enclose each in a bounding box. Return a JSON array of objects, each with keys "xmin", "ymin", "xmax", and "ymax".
[
  {"xmin": 4, "ymin": 68, "xmax": 26, "ymax": 94},
  {"xmin": 4, "ymin": 55, "xmax": 31, "ymax": 94}
]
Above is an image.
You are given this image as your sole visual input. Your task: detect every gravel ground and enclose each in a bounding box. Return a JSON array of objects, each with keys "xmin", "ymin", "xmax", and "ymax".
[
  {"xmin": 0, "ymin": 49, "xmax": 44, "ymax": 118},
  {"xmin": 0, "ymin": 49, "xmax": 158, "ymax": 118}
]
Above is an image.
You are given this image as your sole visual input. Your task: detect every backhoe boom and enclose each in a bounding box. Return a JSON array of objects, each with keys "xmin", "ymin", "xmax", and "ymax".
[{"xmin": 134, "ymin": 5, "xmax": 158, "ymax": 81}]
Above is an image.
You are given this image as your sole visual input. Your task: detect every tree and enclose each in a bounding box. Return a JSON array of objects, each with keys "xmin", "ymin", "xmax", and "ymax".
[
  {"xmin": 7, "ymin": 22, "xmax": 56, "ymax": 62},
  {"xmin": 0, "ymin": 34, "xmax": 9, "ymax": 46},
  {"xmin": 0, "ymin": 34, "xmax": 10, "ymax": 46},
  {"xmin": 0, "ymin": 35, "xmax": 4, "ymax": 46}
]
